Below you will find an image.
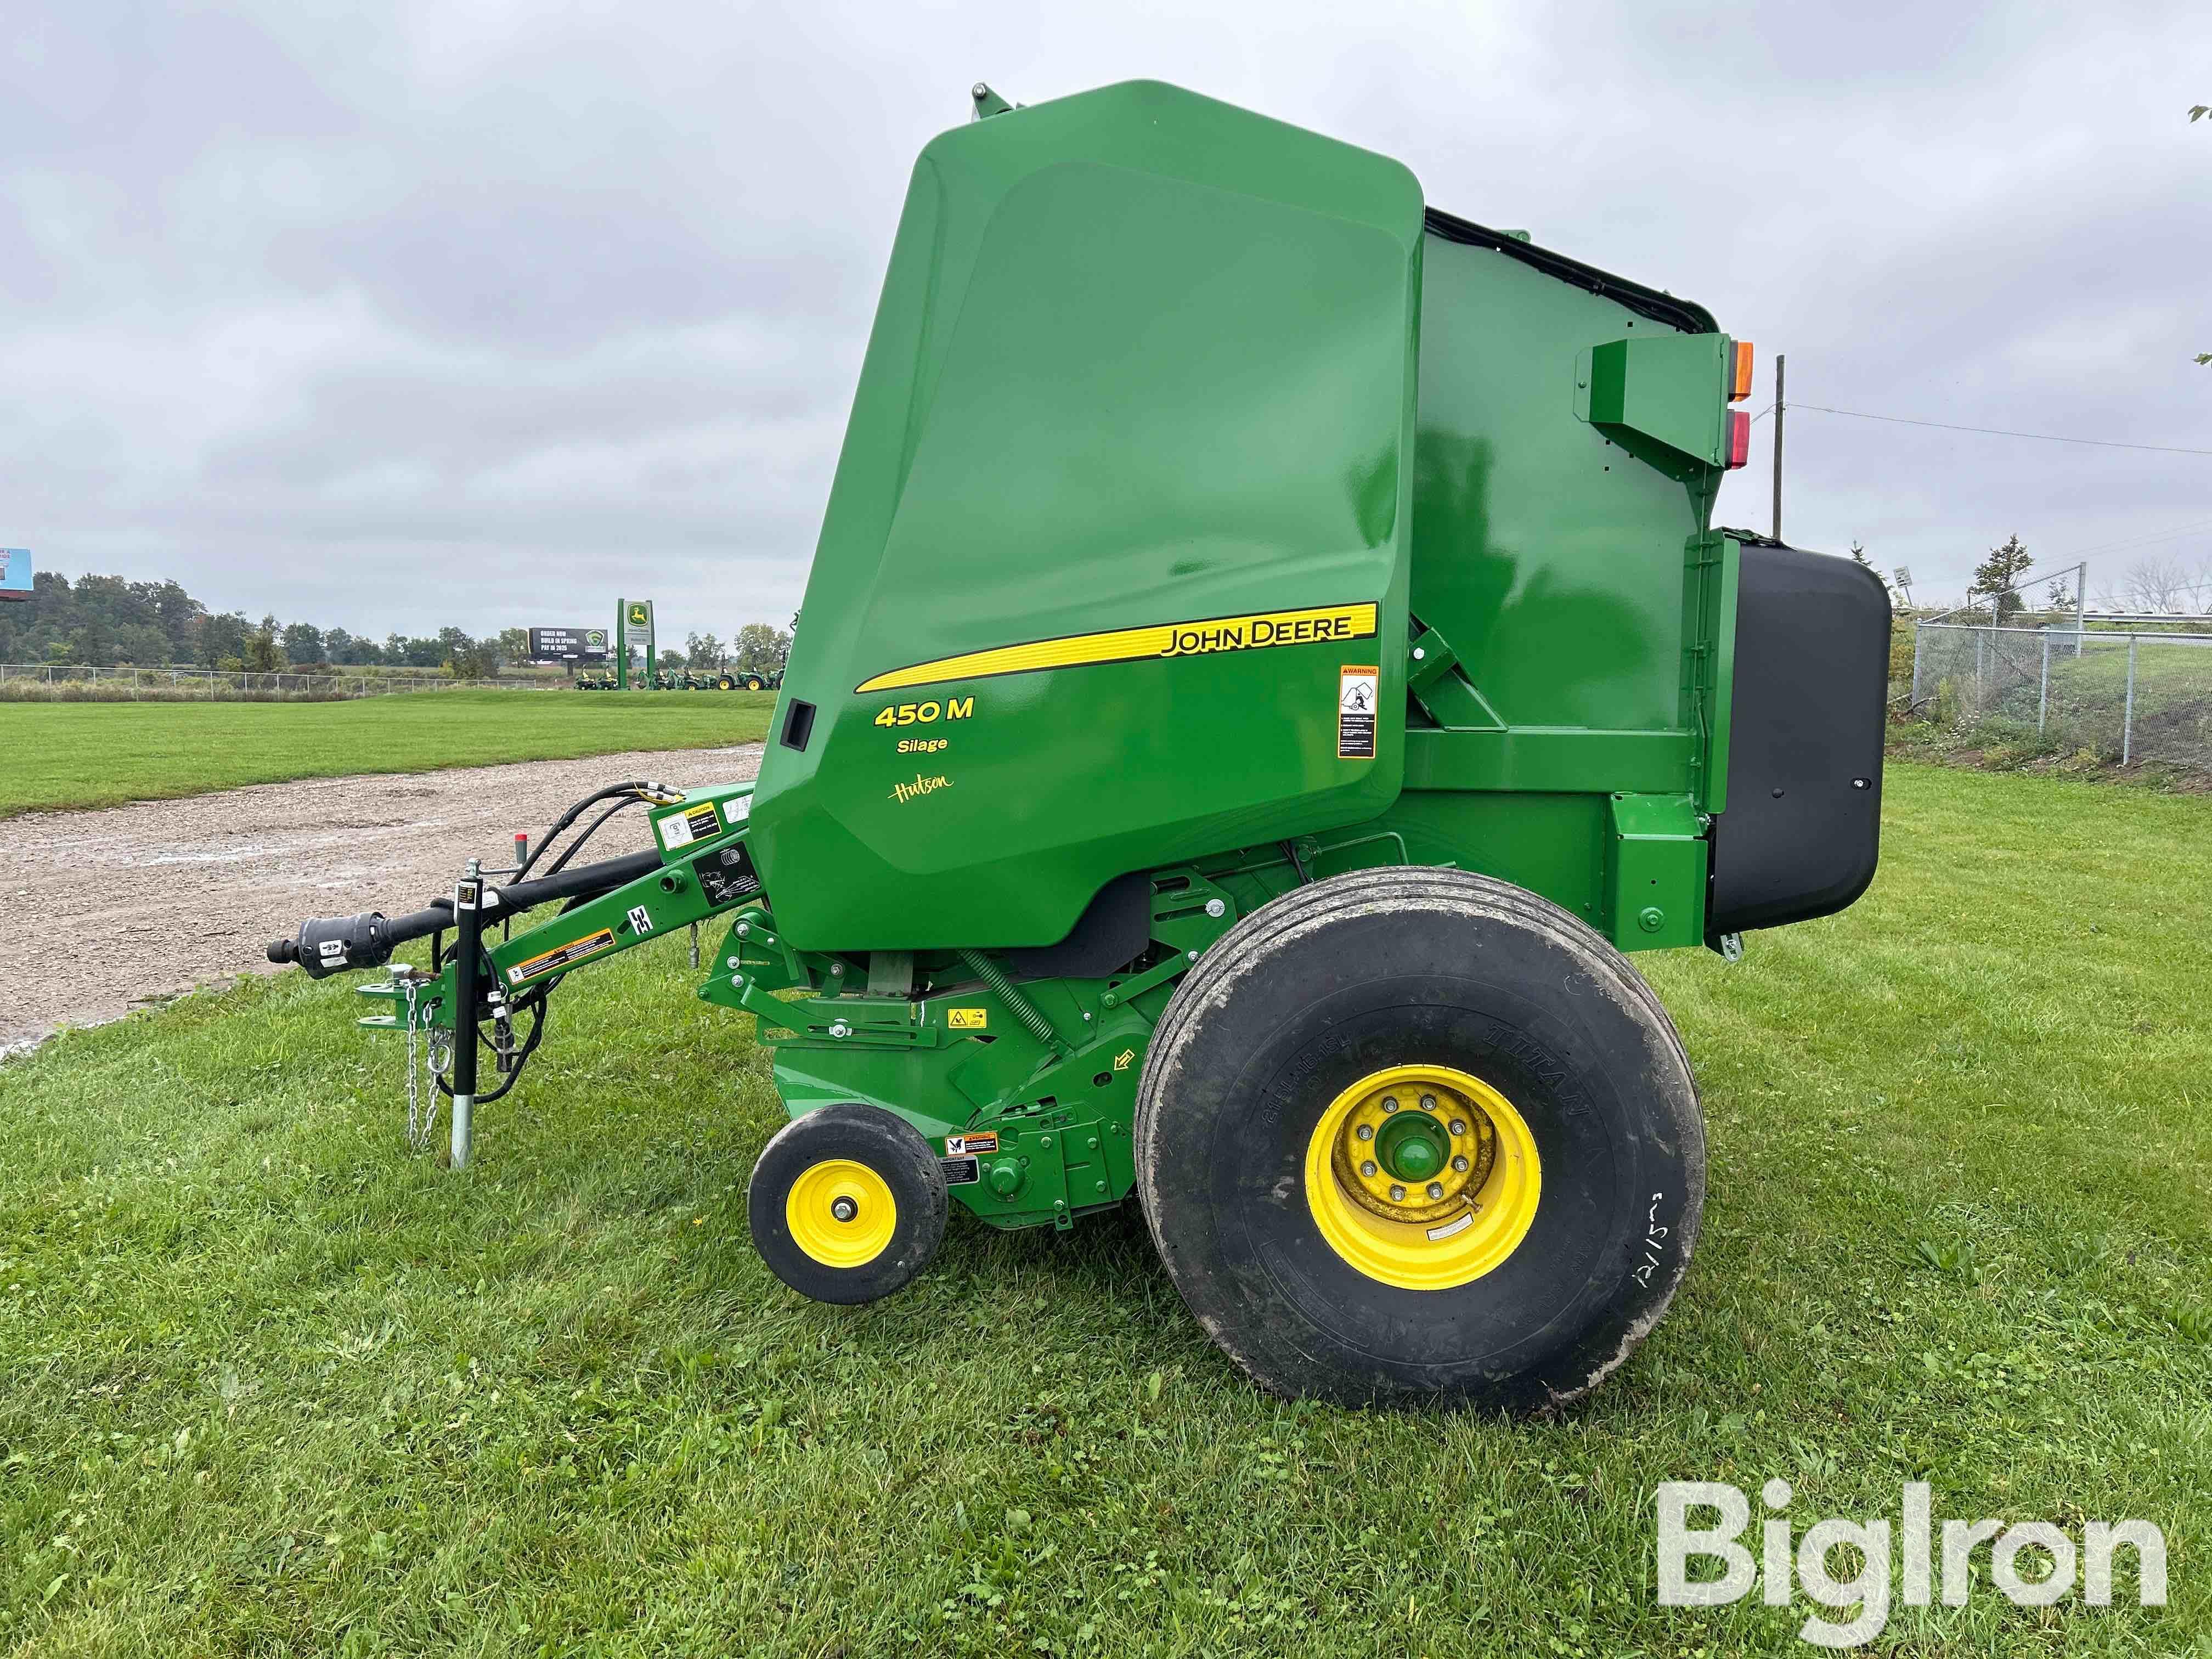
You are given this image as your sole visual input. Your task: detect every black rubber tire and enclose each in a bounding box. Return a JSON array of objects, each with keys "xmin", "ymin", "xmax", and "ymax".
[
  {"xmin": 744, "ymin": 675, "xmax": 765, "ymax": 691},
  {"xmin": 748, "ymin": 1103, "xmax": 947, "ymax": 1305},
  {"xmin": 1135, "ymin": 867, "xmax": 1703, "ymax": 1412},
  {"xmin": 717, "ymin": 675, "xmax": 736, "ymax": 691}
]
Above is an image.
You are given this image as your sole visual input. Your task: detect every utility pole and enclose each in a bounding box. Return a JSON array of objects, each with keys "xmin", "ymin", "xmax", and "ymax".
[{"xmin": 1771, "ymin": 353, "xmax": 1786, "ymax": 543}]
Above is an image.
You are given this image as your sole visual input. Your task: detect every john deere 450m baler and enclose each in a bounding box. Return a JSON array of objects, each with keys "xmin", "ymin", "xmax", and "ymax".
[{"xmin": 270, "ymin": 81, "xmax": 1887, "ymax": 1409}]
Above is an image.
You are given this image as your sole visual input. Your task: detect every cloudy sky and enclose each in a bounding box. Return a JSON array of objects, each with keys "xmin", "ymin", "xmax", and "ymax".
[{"xmin": 4, "ymin": 2, "xmax": 2207, "ymax": 639}]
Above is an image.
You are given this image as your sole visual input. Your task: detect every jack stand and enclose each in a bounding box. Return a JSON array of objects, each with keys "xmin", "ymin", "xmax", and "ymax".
[{"xmin": 450, "ymin": 859, "xmax": 484, "ymax": 1170}]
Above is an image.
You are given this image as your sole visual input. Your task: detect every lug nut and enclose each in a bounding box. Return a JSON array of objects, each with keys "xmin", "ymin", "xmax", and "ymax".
[
  {"xmin": 1420, "ymin": 1094, "xmax": 1437, "ymax": 1111},
  {"xmin": 1389, "ymin": 1184, "xmax": 1407, "ymax": 1203},
  {"xmin": 1360, "ymin": 1160, "xmax": 1378, "ymax": 1178},
  {"xmin": 1356, "ymin": 1124, "xmax": 1374, "ymax": 1141},
  {"xmin": 1426, "ymin": 1182, "xmax": 1444, "ymax": 1200},
  {"xmin": 1448, "ymin": 1119, "xmax": 1466, "ymax": 1136},
  {"xmin": 1452, "ymin": 1154, "xmax": 1470, "ymax": 1173},
  {"xmin": 830, "ymin": 1196, "xmax": 857, "ymax": 1222},
  {"xmin": 1381, "ymin": 1097, "xmax": 1399, "ymax": 1114}
]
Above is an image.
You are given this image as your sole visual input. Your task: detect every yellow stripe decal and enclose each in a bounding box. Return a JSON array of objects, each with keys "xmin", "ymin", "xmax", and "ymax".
[{"xmin": 856, "ymin": 602, "xmax": 1379, "ymax": 695}]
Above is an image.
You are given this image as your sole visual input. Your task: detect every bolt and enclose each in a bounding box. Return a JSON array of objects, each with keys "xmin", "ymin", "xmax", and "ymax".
[
  {"xmin": 830, "ymin": 1195, "xmax": 857, "ymax": 1223},
  {"xmin": 1186, "ymin": 950, "xmax": 1198, "ymax": 960},
  {"xmin": 1356, "ymin": 1124, "xmax": 1374, "ymax": 1141},
  {"xmin": 1426, "ymin": 1182, "xmax": 1444, "ymax": 1200},
  {"xmin": 726, "ymin": 956, "xmax": 741, "ymax": 969},
  {"xmin": 973, "ymin": 81, "xmax": 989, "ymax": 97},
  {"xmin": 1040, "ymin": 1135, "xmax": 1053, "ymax": 1149},
  {"xmin": 1448, "ymin": 1119, "xmax": 1467, "ymax": 1136},
  {"xmin": 1360, "ymin": 1160, "xmax": 1379, "ymax": 1178},
  {"xmin": 1420, "ymin": 1094, "xmax": 1437, "ymax": 1111},
  {"xmin": 1204, "ymin": 898, "xmax": 1225, "ymax": 918},
  {"xmin": 1452, "ymin": 1154, "xmax": 1470, "ymax": 1173},
  {"xmin": 1083, "ymin": 1011, "xmax": 1092, "ymax": 1021},
  {"xmin": 829, "ymin": 1020, "xmax": 851, "ymax": 1039},
  {"xmin": 1389, "ymin": 1184, "xmax": 1407, "ymax": 1202},
  {"xmin": 736, "ymin": 923, "xmax": 749, "ymax": 936},
  {"xmin": 1381, "ymin": 1097, "xmax": 1398, "ymax": 1114},
  {"xmin": 1412, "ymin": 646, "xmax": 1426, "ymax": 660},
  {"xmin": 830, "ymin": 962, "xmax": 844, "ymax": 976},
  {"xmin": 1095, "ymin": 1179, "xmax": 1108, "ymax": 1194},
  {"xmin": 1638, "ymin": 905, "xmax": 1666, "ymax": 933}
]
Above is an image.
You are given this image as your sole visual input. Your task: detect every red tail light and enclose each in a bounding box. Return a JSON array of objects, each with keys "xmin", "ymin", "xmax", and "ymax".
[{"xmin": 1726, "ymin": 409, "xmax": 1751, "ymax": 469}]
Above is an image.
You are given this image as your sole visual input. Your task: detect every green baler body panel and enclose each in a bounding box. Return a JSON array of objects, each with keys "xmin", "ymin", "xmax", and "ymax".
[
  {"xmin": 750, "ymin": 79, "xmax": 1735, "ymax": 955},
  {"xmin": 751, "ymin": 81, "xmax": 1423, "ymax": 951}
]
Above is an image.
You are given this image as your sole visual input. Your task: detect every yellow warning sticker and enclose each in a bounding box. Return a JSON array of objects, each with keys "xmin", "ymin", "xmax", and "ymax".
[
  {"xmin": 947, "ymin": 1008, "xmax": 988, "ymax": 1030},
  {"xmin": 506, "ymin": 927, "xmax": 618, "ymax": 984}
]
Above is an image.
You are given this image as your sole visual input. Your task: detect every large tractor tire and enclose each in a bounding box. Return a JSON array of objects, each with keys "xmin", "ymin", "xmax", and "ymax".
[
  {"xmin": 749, "ymin": 1103, "xmax": 947, "ymax": 1305},
  {"xmin": 743, "ymin": 674, "xmax": 766, "ymax": 692},
  {"xmin": 1135, "ymin": 867, "xmax": 1702, "ymax": 1412}
]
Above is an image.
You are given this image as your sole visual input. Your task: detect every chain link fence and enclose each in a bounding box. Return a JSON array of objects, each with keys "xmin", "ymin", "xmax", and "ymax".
[{"xmin": 1910, "ymin": 623, "xmax": 2212, "ymax": 774}]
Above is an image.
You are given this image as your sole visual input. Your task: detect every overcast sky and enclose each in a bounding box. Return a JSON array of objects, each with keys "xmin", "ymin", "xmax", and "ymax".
[{"xmin": 4, "ymin": 2, "xmax": 2207, "ymax": 639}]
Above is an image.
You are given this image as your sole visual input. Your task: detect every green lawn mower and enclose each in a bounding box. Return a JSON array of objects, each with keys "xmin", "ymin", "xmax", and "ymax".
[{"xmin": 269, "ymin": 81, "xmax": 1887, "ymax": 1410}]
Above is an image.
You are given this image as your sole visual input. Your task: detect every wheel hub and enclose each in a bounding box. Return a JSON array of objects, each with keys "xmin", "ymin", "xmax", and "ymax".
[
  {"xmin": 786, "ymin": 1158, "xmax": 899, "ymax": 1269},
  {"xmin": 1329, "ymin": 1077, "xmax": 1497, "ymax": 1224},
  {"xmin": 1306, "ymin": 1063, "xmax": 1542, "ymax": 1291}
]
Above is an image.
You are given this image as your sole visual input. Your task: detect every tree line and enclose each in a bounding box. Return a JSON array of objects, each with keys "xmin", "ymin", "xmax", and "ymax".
[{"xmin": 0, "ymin": 572, "xmax": 793, "ymax": 678}]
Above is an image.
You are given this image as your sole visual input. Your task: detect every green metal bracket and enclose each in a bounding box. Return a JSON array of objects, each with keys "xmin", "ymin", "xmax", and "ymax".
[
  {"xmin": 1575, "ymin": 334, "xmax": 1734, "ymax": 481},
  {"xmin": 1406, "ymin": 621, "xmax": 1505, "ymax": 731}
]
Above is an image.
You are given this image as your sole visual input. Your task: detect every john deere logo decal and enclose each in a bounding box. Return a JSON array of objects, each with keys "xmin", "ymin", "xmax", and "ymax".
[
  {"xmin": 628, "ymin": 605, "xmax": 649, "ymax": 627},
  {"xmin": 856, "ymin": 602, "xmax": 1377, "ymax": 695}
]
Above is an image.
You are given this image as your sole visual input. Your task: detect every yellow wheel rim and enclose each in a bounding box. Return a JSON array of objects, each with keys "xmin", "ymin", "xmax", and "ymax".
[
  {"xmin": 785, "ymin": 1159, "xmax": 898, "ymax": 1269},
  {"xmin": 1303, "ymin": 1064, "xmax": 1541, "ymax": 1291}
]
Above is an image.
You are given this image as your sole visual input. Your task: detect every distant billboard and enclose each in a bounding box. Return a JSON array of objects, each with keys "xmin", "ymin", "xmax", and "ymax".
[
  {"xmin": 529, "ymin": 625, "xmax": 608, "ymax": 661},
  {"xmin": 0, "ymin": 548, "xmax": 29, "ymax": 603}
]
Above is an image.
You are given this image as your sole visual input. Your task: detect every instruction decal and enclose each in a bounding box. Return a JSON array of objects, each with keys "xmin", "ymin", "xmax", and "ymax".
[
  {"xmin": 944, "ymin": 1131, "xmax": 999, "ymax": 1157},
  {"xmin": 940, "ymin": 1156, "xmax": 981, "ymax": 1187},
  {"xmin": 656, "ymin": 800, "xmax": 722, "ymax": 851},
  {"xmin": 689, "ymin": 840, "xmax": 763, "ymax": 907},
  {"xmin": 946, "ymin": 1008, "xmax": 988, "ymax": 1031},
  {"xmin": 1337, "ymin": 664, "xmax": 1378, "ymax": 760},
  {"xmin": 507, "ymin": 926, "xmax": 618, "ymax": 984}
]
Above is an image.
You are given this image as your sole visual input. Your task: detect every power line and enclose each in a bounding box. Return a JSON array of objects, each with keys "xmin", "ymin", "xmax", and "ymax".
[{"xmin": 1791, "ymin": 403, "xmax": 2212, "ymax": 458}]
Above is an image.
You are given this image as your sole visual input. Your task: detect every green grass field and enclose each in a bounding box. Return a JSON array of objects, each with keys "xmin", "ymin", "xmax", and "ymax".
[
  {"xmin": 1, "ymin": 764, "xmax": 2204, "ymax": 1655},
  {"xmin": 0, "ymin": 691, "xmax": 774, "ymax": 819}
]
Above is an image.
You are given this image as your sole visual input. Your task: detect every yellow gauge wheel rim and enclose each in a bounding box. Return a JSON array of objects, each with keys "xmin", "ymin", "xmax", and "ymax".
[
  {"xmin": 1304, "ymin": 1064, "xmax": 1542, "ymax": 1291},
  {"xmin": 785, "ymin": 1159, "xmax": 898, "ymax": 1269}
]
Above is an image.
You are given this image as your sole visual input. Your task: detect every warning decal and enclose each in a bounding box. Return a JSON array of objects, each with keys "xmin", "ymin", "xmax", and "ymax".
[
  {"xmin": 1338, "ymin": 665, "xmax": 1378, "ymax": 759},
  {"xmin": 945, "ymin": 1131, "xmax": 1000, "ymax": 1157},
  {"xmin": 656, "ymin": 800, "xmax": 723, "ymax": 852},
  {"xmin": 946, "ymin": 1008, "xmax": 988, "ymax": 1030},
  {"xmin": 506, "ymin": 927, "xmax": 618, "ymax": 984}
]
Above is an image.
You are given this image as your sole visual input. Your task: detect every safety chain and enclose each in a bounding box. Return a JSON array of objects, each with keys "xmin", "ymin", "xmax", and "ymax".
[{"xmin": 398, "ymin": 972, "xmax": 450, "ymax": 1153}]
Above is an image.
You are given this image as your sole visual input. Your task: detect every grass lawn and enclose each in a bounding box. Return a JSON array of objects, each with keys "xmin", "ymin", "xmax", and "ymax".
[
  {"xmin": 0, "ymin": 691, "xmax": 775, "ymax": 819},
  {"xmin": 1, "ymin": 763, "xmax": 2204, "ymax": 1655}
]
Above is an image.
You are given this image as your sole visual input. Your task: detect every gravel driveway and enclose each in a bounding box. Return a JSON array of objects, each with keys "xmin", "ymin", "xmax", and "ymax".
[{"xmin": 2, "ymin": 743, "xmax": 762, "ymax": 1056}]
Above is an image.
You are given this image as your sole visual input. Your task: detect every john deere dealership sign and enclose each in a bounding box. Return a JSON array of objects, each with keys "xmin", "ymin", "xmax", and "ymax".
[
  {"xmin": 616, "ymin": 599, "xmax": 654, "ymax": 689},
  {"xmin": 529, "ymin": 625, "xmax": 608, "ymax": 661}
]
